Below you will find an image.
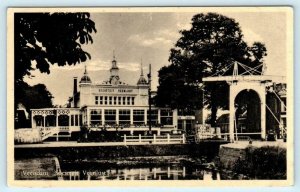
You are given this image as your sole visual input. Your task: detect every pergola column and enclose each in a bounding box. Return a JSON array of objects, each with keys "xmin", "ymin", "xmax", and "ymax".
[
  {"xmin": 229, "ymin": 85, "xmax": 235, "ymax": 141},
  {"xmin": 260, "ymin": 93, "xmax": 266, "ymax": 140}
]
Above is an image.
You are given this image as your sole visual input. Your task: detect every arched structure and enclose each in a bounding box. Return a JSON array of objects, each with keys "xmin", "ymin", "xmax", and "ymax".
[
  {"xmin": 202, "ymin": 61, "xmax": 284, "ymax": 141},
  {"xmin": 229, "ymin": 82, "xmax": 266, "ymax": 140}
]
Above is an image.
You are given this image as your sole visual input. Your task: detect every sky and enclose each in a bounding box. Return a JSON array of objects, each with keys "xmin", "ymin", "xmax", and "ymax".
[{"xmin": 25, "ymin": 10, "xmax": 288, "ymax": 106}]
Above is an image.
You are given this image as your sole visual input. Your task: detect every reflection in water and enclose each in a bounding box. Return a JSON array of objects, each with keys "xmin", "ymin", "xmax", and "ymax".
[
  {"xmin": 15, "ymin": 156, "xmax": 221, "ymax": 180},
  {"xmin": 60, "ymin": 166, "xmax": 220, "ymax": 180}
]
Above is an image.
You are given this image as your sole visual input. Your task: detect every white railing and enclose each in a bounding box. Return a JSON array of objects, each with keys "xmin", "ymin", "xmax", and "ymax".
[
  {"xmin": 122, "ymin": 134, "xmax": 185, "ymax": 144},
  {"xmin": 59, "ymin": 126, "xmax": 70, "ymax": 132}
]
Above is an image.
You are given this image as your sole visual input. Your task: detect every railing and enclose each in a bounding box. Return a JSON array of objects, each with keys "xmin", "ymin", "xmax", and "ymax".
[
  {"xmin": 122, "ymin": 134, "xmax": 185, "ymax": 144},
  {"xmin": 59, "ymin": 126, "xmax": 70, "ymax": 132}
]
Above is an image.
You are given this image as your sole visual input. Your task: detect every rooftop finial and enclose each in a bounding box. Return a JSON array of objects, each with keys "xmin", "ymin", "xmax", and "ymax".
[
  {"xmin": 84, "ymin": 64, "xmax": 87, "ymax": 74},
  {"xmin": 113, "ymin": 50, "xmax": 116, "ymax": 60},
  {"xmin": 140, "ymin": 58, "xmax": 144, "ymax": 76}
]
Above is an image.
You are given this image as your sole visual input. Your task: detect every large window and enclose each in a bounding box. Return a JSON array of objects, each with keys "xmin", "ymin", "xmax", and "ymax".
[
  {"xmin": 147, "ymin": 109, "xmax": 158, "ymax": 125},
  {"xmin": 160, "ymin": 109, "xmax": 173, "ymax": 125},
  {"xmin": 119, "ymin": 109, "xmax": 131, "ymax": 125},
  {"xmin": 34, "ymin": 115, "xmax": 44, "ymax": 127},
  {"xmin": 133, "ymin": 110, "xmax": 145, "ymax": 125},
  {"xmin": 45, "ymin": 115, "xmax": 56, "ymax": 127},
  {"xmin": 104, "ymin": 109, "xmax": 116, "ymax": 125},
  {"xmin": 58, "ymin": 115, "xmax": 69, "ymax": 126},
  {"xmin": 90, "ymin": 110, "xmax": 102, "ymax": 127}
]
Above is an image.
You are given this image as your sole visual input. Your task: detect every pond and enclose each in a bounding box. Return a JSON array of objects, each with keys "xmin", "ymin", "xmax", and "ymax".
[{"xmin": 15, "ymin": 155, "xmax": 222, "ymax": 180}]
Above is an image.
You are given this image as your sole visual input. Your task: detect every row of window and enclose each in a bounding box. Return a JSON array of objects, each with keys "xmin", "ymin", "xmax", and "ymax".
[
  {"xmin": 89, "ymin": 109, "xmax": 173, "ymax": 126},
  {"xmin": 34, "ymin": 114, "xmax": 82, "ymax": 127},
  {"xmin": 95, "ymin": 96, "xmax": 135, "ymax": 106}
]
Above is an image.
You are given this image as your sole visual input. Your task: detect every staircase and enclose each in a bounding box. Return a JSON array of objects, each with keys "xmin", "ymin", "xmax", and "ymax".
[{"xmin": 39, "ymin": 127, "xmax": 59, "ymax": 141}]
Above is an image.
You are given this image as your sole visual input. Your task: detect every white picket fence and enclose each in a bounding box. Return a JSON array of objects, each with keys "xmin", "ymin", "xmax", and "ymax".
[{"xmin": 122, "ymin": 134, "xmax": 186, "ymax": 144}]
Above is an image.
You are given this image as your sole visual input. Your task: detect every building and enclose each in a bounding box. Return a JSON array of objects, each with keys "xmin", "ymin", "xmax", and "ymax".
[{"xmin": 30, "ymin": 55, "xmax": 195, "ymax": 141}]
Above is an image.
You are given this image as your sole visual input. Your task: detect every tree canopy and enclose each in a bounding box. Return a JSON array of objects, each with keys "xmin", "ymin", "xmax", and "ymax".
[
  {"xmin": 15, "ymin": 12, "xmax": 97, "ymax": 82},
  {"xmin": 155, "ymin": 13, "xmax": 267, "ymax": 126},
  {"xmin": 14, "ymin": 12, "xmax": 96, "ymax": 114}
]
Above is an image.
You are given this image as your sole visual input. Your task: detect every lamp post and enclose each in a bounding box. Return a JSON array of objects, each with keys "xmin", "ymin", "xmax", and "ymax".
[{"xmin": 147, "ymin": 64, "xmax": 152, "ymax": 135}]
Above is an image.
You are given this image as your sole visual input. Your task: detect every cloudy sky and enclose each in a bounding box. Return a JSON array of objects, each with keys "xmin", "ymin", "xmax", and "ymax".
[{"xmin": 25, "ymin": 10, "xmax": 289, "ymax": 105}]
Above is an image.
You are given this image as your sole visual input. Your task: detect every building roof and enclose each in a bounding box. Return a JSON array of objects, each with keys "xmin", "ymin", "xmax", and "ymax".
[
  {"xmin": 80, "ymin": 65, "xmax": 92, "ymax": 84},
  {"xmin": 137, "ymin": 60, "xmax": 148, "ymax": 85}
]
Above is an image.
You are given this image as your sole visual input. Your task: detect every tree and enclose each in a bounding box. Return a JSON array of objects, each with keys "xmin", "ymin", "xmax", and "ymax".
[
  {"xmin": 14, "ymin": 12, "xmax": 96, "ymax": 113},
  {"xmin": 156, "ymin": 13, "xmax": 267, "ymax": 127},
  {"xmin": 15, "ymin": 81, "xmax": 54, "ymax": 128},
  {"xmin": 16, "ymin": 82, "xmax": 54, "ymax": 111},
  {"xmin": 15, "ymin": 12, "xmax": 96, "ymax": 82}
]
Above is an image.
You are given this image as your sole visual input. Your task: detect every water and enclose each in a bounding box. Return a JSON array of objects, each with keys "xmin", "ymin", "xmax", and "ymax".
[{"xmin": 15, "ymin": 156, "xmax": 221, "ymax": 180}]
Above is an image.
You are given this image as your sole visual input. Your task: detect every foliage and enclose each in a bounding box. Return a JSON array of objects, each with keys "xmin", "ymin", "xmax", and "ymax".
[
  {"xmin": 14, "ymin": 12, "xmax": 96, "ymax": 115},
  {"xmin": 155, "ymin": 13, "xmax": 267, "ymax": 126},
  {"xmin": 233, "ymin": 146, "xmax": 286, "ymax": 179},
  {"xmin": 14, "ymin": 12, "xmax": 96, "ymax": 82},
  {"xmin": 16, "ymin": 81, "xmax": 53, "ymax": 112}
]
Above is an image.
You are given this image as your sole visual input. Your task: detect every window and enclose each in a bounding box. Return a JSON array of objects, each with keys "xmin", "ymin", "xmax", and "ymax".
[
  {"xmin": 75, "ymin": 114, "xmax": 79, "ymax": 126},
  {"xmin": 104, "ymin": 96, "xmax": 108, "ymax": 105},
  {"xmin": 99, "ymin": 96, "xmax": 103, "ymax": 105},
  {"xmin": 95, "ymin": 96, "xmax": 99, "ymax": 105},
  {"xmin": 147, "ymin": 109, "xmax": 158, "ymax": 125},
  {"xmin": 160, "ymin": 109, "xmax": 173, "ymax": 125},
  {"xmin": 133, "ymin": 110, "xmax": 145, "ymax": 125},
  {"xmin": 58, "ymin": 115, "xmax": 69, "ymax": 126},
  {"xmin": 119, "ymin": 109, "xmax": 131, "ymax": 125},
  {"xmin": 79, "ymin": 114, "xmax": 83, "ymax": 126},
  {"xmin": 281, "ymin": 97, "xmax": 287, "ymax": 112},
  {"xmin": 123, "ymin": 97, "xmax": 126, "ymax": 105},
  {"xmin": 34, "ymin": 115, "xmax": 44, "ymax": 127},
  {"xmin": 118, "ymin": 97, "xmax": 121, "ymax": 105},
  {"xmin": 114, "ymin": 96, "xmax": 117, "ymax": 105},
  {"xmin": 104, "ymin": 109, "xmax": 116, "ymax": 125},
  {"xmin": 90, "ymin": 110, "xmax": 102, "ymax": 127},
  {"xmin": 71, "ymin": 115, "xmax": 74, "ymax": 126},
  {"xmin": 109, "ymin": 96, "xmax": 112, "ymax": 105},
  {"xmin": 45, "ymin": 115, "xmax": 56, "ymax": 127},
  {"xmin": 127, "ymin": 97, "xmax": 131, "ymax": 105},
  {"xmin": 131, "ymin": 97, "xmax": 135, "ymax": 105}
]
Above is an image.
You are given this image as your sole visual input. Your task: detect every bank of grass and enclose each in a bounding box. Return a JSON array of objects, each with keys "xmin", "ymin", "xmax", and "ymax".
[{"xmin": 231, "ymin": 146, "xmax": 286, "ymax": 179}]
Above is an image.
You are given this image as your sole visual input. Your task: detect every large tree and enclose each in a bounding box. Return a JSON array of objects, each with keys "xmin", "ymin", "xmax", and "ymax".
[
  {"xmin": 14, "ymin": 12, "xmax": 96, "ymax": 111},
  {"xmin": 15, "ymin": 12, "xmax": 96, "ymax": 82},
  {"xmin": 156, "ymin": 13, "xmax": 267, "ymax": 126}
]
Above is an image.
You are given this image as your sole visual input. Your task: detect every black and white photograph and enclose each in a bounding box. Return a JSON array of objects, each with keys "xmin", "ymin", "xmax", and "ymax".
[{"xmin": 7, "ymin": 7, "xmax": 293, "ymax": 187}]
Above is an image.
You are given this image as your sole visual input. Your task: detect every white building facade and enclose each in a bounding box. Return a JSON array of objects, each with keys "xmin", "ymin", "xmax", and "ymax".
[{"xmin": 30, "ymin": 56, "xmax": 194, "ymax": 141}]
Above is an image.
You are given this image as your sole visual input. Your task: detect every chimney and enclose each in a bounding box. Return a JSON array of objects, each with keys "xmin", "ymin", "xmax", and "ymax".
[{"xmin": 73, "ymin": 77, "xmax": 78, "ymax": 95}]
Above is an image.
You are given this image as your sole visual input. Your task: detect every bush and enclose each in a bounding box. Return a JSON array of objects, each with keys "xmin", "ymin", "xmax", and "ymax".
[{"xmin": 232, "ymin": 146, "xmax": 286, "ymax": 179}]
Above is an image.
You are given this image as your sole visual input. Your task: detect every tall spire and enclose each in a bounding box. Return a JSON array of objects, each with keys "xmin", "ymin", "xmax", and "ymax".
[
  {"xmin": 137, "ymin": 58, "xmax": 147, "ymax": 85},
  {"xmin": 84, "ymin": 63, "xmax": 87, "ymax": 75}
]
